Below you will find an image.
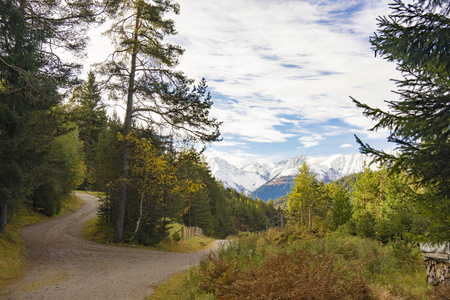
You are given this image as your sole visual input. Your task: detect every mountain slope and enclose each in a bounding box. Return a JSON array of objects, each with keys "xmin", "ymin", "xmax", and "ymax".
[{"xmin": 206, "ymin": 154, "xmax": 374, "ymax": 201}]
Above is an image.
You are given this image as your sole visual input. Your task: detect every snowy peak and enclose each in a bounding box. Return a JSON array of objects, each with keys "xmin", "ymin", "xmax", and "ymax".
[
  {"xmin": 206, "ymin": 157, "xmax": 269, "ymax": 194},
  {"xmin": 206, "ymin": 154, "xmax": 374, "ymax": 196}
]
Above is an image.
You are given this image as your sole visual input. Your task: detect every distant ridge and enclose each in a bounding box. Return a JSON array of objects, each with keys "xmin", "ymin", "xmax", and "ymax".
[{"xmin": 206, "ymin": 154, "xmax": 375, "ymax": 201}]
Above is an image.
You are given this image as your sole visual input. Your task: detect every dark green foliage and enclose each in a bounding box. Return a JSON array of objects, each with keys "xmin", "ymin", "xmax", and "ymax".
[
  {"xmin": 334, "ymin": 173, "xmax": 359, "ymax": 194},
  {"xmin": 0, "ymin": 0, "xmax": 100, "ymax": 231},
  {"xmin": 352, "ymin": 0, "xmax": 449, "ymax": 241},
  {"xmin": 32, "ymin": 181, "xmax": 63, "ymax": 217},
  {"xmin": 31, "ymin": 126, "xmax": 85, "ymax": 216},
  {"xmin": 327, "ymin": 184, "xmax": 352, "ymax": 231},
  {"xmin": 92, "ymin": 123, "xmax": 273, "ymax": 243},
  {"xmin": 174, "ymin": 149, "xmax": 214, "ymax": 231},
  {"xmin": 91, "ymin": 116, "xmax": 124, "ymax": 194},
  {"xmin": 272, "ymin": 195, "xmax": 288, "ymax": 210},
  {"xmin": 69, "ymin": 71, "xmax": 107, "ymax": 190},
  {"xmin": 356, "ymin": 211, "xmax": 376, "ymax": 239}
]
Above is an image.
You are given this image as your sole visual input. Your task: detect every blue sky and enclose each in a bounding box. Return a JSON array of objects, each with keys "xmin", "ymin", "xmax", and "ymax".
[{"xmin": 85, "ymin": 0, "xmax": 402, "ymax": 167}]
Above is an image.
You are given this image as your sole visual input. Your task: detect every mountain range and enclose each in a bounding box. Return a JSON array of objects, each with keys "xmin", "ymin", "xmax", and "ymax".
[{"xmin": 206, "ymin": 154, "xmax": 375, "ymax": 201}]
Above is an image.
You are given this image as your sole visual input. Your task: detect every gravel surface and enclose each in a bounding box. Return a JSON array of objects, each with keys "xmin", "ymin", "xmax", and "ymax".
[{"xmin": 1, "ymin": 193, "xmax": 223, "ymax": 300}]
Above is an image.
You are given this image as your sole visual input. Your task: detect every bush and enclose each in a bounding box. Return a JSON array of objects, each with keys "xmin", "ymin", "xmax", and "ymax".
[
  {"xmin": 199, "ymin": 248, "xmax": 372, "ymax": 299},
  {"xmin": 32, "ymin": 181, "xmax": 63, "ymax": 216},
  {"xmin": 172, "ymin": 231, "xmax": 181, "ymax": 242},
  {"xmin": 356, "ymin": 212, "xmax": 376, "ymax": 239},
  {"xmin": 180, "ymin": 226, "xmax": 434, "ymax": 299}
]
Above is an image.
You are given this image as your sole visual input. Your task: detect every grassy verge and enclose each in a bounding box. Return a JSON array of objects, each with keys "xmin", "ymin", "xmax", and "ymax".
[
  {"xmin": 148, "ymin": 269, "xmax": 213, "ymax": 300},
  {"xmin": 154, "ymin": 225, "xmax": 448, "ymax": 299},
  {"xmin": 83, "ymin": 216, "xmax": 216, "ymax": 253},
  {"xmin": 0, "ymin": 193, "xmax": 85, "ymax": 290},
  {"xmin": 73, "ymin": 190, "xmax": 105, "ymax": 198}
]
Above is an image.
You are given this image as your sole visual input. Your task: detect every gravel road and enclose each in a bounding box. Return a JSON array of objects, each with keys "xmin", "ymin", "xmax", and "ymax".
[{"xmin": 1, "ymin": 193, "xmax": 222, "ymax": 300}]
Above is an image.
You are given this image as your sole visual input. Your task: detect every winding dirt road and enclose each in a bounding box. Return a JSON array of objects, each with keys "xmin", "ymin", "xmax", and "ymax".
[{"xmin": 1, "ymin": 193, "xmax": 221, "ymax": 300}]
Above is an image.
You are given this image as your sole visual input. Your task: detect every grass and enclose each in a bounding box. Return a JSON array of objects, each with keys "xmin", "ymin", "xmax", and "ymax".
[
  {"xmin": 73, "ymin": 190, "xmax": 105, "ymax": 198},
  {"xmin": 147, "ymin": 269, "xmax": 214, "ymax": 300},
  {"xmin": 82, "ymin": 216, "xmax": 115, "ymax": 245},
  {"xmin": 153, "ymin": 224, "xmax": 447, "ymax": 299},
  {"xmin": 0, "ymin": 193, "xmax": 85, "ymax": 290},
  {"xmin": 83, "ymin": 216, "xmax": 216, "ymax": 253}
]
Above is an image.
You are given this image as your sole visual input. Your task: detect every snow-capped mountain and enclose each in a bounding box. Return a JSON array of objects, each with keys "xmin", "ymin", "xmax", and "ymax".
[{"xmin": 206, "ymin": 154, "xmax": 375, "ymax": 199}]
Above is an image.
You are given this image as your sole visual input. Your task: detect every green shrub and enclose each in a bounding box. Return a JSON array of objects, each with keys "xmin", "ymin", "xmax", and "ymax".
[
  {"xmin": 32, "ymin": 180, "xmax": 63, "ymax": 216},
  {"xmin": 172, "ymin": 231, "xmax": 181, "ymax": 242}
]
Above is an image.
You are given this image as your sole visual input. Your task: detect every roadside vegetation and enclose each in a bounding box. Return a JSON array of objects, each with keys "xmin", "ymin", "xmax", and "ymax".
[
  {"xmin": 83, "ymin": 215, "xmax": 216, "ymax": 253},
  {"xmin": 150, "ymin": 158, "xmax": 449, "ymax": 299},
  {"xmin": 1, "ymin": 0, "xmax": 448, "ymax": 298},
  {"xmin": 0, "ymin": 194, "xmax": 84, "ymax": 290},
  {"xmin": 151, "ymin": 227, "xmax": 450, "ymax": 300}
]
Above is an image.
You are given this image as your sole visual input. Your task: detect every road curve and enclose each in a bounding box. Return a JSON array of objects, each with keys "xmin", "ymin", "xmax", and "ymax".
[{"xmin": 1, "ymin": 193, "xmax": 222, "ymax": 300}]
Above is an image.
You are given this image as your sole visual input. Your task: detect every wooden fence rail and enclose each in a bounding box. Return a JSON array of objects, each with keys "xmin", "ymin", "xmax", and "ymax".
[{"xmin": 176, "ymin": 226, "xmax": 203, "ymax": 241}]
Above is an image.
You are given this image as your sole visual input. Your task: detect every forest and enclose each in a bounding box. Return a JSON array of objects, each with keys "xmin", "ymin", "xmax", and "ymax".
[
  {"xmin": 1, "ymin": 0, "xmax": 449, "ymax": 297},
  {"xmin": 0, "ymin": 0, "xmax": 278, "ymax": 244}
]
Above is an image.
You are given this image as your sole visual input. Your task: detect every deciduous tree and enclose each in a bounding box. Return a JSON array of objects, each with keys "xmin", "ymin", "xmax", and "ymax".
[{"xmin": 288, "ymin": 162, "xmax": 318, "ymax": 230}]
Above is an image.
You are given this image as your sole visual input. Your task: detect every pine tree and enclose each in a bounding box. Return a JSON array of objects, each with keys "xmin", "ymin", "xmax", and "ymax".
[
  {"xmin": 352, "ymin": 0, "xmax": 449, "ymax": 198},
  {"xmin": 352, "ymin": 0, "xmax": 449, "ymax": 242},
  {"xmin": 0, "ymin": 0, "xmax": 101, "ymax": 232},
  {"xmin": 326, "ymin": 182, "xmax": 352, "ymax": 231},
  {"xmin": 69, "ymin": 71, "xmax": 107, "ymax": 189},
  {"xmin": 100, "ymin": 0, "xmax": 221, "ymax": 241}
]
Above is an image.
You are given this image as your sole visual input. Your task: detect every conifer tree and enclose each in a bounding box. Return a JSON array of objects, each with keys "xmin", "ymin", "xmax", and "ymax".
[
  {"xmin": 352, "ymin": 0, "xmax": 449, "ymax": 199},
  {"xmin": 288, "ymin": 162, "xmax": 318, "ymax": 230},
  {"xmin": 352, "ymin": 0, "xmax": 449, "ymax": 242},
  {"xmin": 0, "ymin": 0, "xmax": 102, "ymax": 232},
  {"xmin": 326, "ymin": 182, "xmax": 352, "ymax": 231},
  {"xmin": 100, "ymin": 0, "xmax": 221, "ymax": 241},
  {"xmin": 70, "ymin": 71, "xmax": 107, "ymax": 189}
]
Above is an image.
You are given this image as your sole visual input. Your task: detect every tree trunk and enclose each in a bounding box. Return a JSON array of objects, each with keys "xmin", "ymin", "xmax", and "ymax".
[
  {"xmin": 115, "ymin": 8, "xmax": 141, "ymax": 243},
  {"xmin": 0, "ymin": 203, "xmax": 7, "ymax": 233},
  {"xmin": 300, "ymin": 205, "xmax": 303, "ymax": 226},
  {"xmin": 308, "ymin": 200, "xmax": 313, "ymax": 230},
  {"xmin": 130, "ymin": 191, "xmax": 144, "ymax": 241}
]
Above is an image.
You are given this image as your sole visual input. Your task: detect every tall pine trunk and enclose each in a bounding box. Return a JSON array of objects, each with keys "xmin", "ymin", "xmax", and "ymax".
[
  {"xmin": 115, "ymin": 8, "xmax": 141, "ymax": 243},
  {"xmin": 0, "ymin": 204, "xmax": 7, "ymax": 233}
]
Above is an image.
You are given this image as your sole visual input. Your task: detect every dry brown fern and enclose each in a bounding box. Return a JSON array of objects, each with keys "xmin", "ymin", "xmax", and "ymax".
[{"xmin": 200, "ymin": 249, "xmax": 373, "ymax": 299}]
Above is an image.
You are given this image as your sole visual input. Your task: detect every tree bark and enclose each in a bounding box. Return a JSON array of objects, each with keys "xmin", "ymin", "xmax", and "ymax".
[
  {"xmin": 308, "ymin": 200, "xmax": 312, "ymax": 230},
  {"xmin": 130, "ymin": 191, "xmax": 144, "ymax": 241},
  {"xmin": 115, "ymin": 7, "xmax": 141, "ymax": 243},
  {"xmin": 0, "ymin": 203, "xmax": 7, "ymax": 233}
]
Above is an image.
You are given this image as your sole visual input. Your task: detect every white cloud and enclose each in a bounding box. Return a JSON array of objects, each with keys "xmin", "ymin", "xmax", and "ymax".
[
  {"xmin": 169, "ymin": 0, "xmax": 400, "ymax": 144},
  {"xmin": 83, "ymin": 0, "xmax": 399, "ymax": 163},
  {"xmin": 298, "ymin": 134, "xmax": 324, "ymax": 148},
  {"xmin": 213, "ymin": 140, "xmax": 247, "ymax": 147},
  {"xmin": 340, "ymin": 144, "xmax": 353, "ymax": 148}
]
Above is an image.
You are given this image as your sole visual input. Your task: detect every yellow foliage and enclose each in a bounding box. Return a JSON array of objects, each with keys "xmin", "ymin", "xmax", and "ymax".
[{"xmin": 127, "ymin": 131, "xmax": 178, "ymax": 204}]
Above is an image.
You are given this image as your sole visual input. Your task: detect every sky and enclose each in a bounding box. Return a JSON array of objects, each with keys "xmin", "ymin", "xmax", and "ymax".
[{"xmin": 85, "ymin": 0, "xmax": 403, "ymax": 167}]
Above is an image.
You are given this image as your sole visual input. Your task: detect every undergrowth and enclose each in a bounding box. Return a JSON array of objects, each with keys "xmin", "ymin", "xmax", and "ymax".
[
  {"xmin": 174, "ymin": 224, "xmax": 445, "ymax": 299},
  {"xmin": 83, "ymin": 216, "xmax": 215, "ymax": 253}
]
